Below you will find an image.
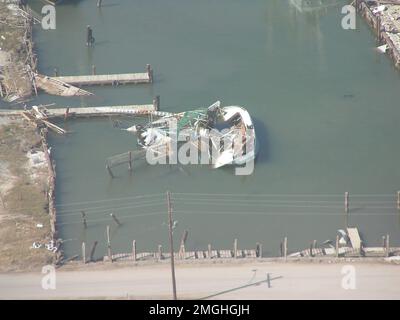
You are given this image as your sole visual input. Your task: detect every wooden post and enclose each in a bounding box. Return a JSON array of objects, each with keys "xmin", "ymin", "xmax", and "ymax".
[
  {"xmin": 82, "ymin": 242, "xmax": 86, "ymax": 264},
  {"xmin": 310, "ymin": 241, "xmax": 314, "ymax": 257},
  {"xmin": 86, "ymin": 25, "xmax": 94, "ymax": 47},
  {"xmin": 92, "ymin": 64, "xmax": 96, "ymax": 75},
  {"xmin": 256, "ymin": 242, "xmax": 262, "ymax": 258},
  {"xmin": 283, "ymin": 237, "xmax": 288, "ymax": 260},
  {"xmin": 233, "ymin": 238, "xmax": 238, "ymax": 259},
  {"xmin": 54, "ymin": 67, "xmax": 58, "ymax": 77},
  {"xmin": 89, "ymin": 241, "xmax": 98, "ymax": 262},
  {"xmin": 81, "ymin": 211, "xmax": 87, "ymax": 229},
  {"xmin": 64, "ymin": 107, "xmax": 70, "ymax": 121},
  {"xmin": 153, "ymin": 95, "xmax": 160, "ymax": 111},
  {"xmin": 386, "ymin": 234, "xmax": 390, "ymax": 257},
  {"xmin": 146, "ymin": 64, "xmax": 153, "ymax": 83},
  {"xmin": 336, "ymin": 235, "xmax": 339, "ymax": 258},
  {"xmin": 166, "ymin": 191, "xmax": 177, "ymax": 300},
  {"xmin": 208, "ymin": 244, "xmax": 212, "ymax": 259},
  {"xmin": 345, "ymin": 192, "xmax": 349, "ymax": 227},
  {"xmin": 107, "ymin": 225, "xmax": 112, "ymax": 263},
  {"xmin": 97, "ymin": 0, "xmax": 102, "ymax": 8},
  {"xmin": 158, "ymin": 245, "xmax": 163, "ymax": 260},
  {"xmin": 128, "ymin": 151, "xmax": 132, "ymax": 171},
  {"xmin": 110, "ymin": 213, "xmax": 121, "ymax": 226},
  {"xmin": 132, "ymin": 240, "xmax": 136, "ymax": 261},
  {"xmin": 106, "ymin": 165, "xmax": 114, "ymax": 178},
  {"xmin": 179, "ymin": 230, "xmax": 188, "ymax": 259}
]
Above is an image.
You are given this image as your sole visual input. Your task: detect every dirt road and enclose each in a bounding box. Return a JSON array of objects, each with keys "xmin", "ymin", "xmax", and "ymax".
[{"xmin": 0, "ymin": 262, "xmax": 399, "ymax": 299}]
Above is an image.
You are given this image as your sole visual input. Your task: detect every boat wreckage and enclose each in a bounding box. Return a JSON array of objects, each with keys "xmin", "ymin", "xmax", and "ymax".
[{"xmin": 106, "ymin": 101, "xmax": 258, "ymax": 174}]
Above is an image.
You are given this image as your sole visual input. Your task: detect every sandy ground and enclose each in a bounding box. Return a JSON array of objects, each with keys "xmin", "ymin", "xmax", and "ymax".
[
  {"xmin": 0, "ymin": 261, "xmax": 399, "ymax": 300},
  {"xmin": 0, "ymin": 116, "xmax": 53, "ymax": 272}
]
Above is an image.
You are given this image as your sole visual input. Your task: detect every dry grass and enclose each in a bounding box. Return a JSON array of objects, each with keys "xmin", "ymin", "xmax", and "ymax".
[
  {"xmin": 0, "ymin": 117, "xmax": 53, "ymax": 272},
  {"xmin": 0, "ymin": 4, "xmax": 33, "ymax": 99}
]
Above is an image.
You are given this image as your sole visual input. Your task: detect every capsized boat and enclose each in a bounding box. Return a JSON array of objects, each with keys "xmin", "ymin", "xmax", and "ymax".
[{"xmin": 127, "ymin": 101, "xmax": 258, "ymax": 169}]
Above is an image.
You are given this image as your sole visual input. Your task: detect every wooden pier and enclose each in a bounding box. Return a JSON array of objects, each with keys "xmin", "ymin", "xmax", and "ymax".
[{"xmin": 52, "ymin": 65, "xmax": 153, "ymax": 86}]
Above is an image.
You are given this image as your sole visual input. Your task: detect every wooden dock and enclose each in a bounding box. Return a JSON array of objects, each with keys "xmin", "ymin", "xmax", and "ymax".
[
  {"xmin": 45, "ymin": 105, "xmax": 173, "ymax": 119},
  {"xmin": 52, "ymin": 64, "xmax": 153, "ymax": 86},
  {"xmin": 53, "ymin": 72, "xmax": 150, "ymax": 86}
]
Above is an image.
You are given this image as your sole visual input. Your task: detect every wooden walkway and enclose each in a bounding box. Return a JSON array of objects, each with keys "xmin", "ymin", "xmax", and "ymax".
[{"xmin": 53, "ymin": 72, "xmax": 150, "ymax": 86}]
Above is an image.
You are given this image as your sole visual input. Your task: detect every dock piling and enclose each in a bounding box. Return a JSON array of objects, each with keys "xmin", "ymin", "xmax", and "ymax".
[
  {"xmin": 386, "ymin": 234, "xmax": 390, "ymax": 257},
  {"xmin": 335, "ymin": 235, "xmax": 339, "ymax": 258},
  {"xmin": 283, "ymin": 237, "xmax": 288, "ymax": 260},
  {"xmin": 146, "ymin": 64, "xmax": 153, "ymax": 83},
  {"xmin": 110, "ymin": 213, "xmax": 121, "ymax": 226},
  {"xmin": 54, "ymin": 67, "xmax": 58, "ymax": 77},
  {"xmin": 158, "ymin": 245, "xmax": 163, "ymax": 260},
  {"xmin": 82, "ymin": 242, "xmax": 86, "ymax": 264},
  {"xmin": 92, "ymin": 65, "xmax": 96, "ymax": 75},
  {"xmin": 153, "ymin": 95, "xmax": 160, "ymax": 111},
  {"xmin": 179, "ymin": 230, "xmax": 188, "ymax": 259},
  {"xmin": 345, "ymin": 192, "xmax": 349, "ymax": 227},
  {"xmin": 132, "ymin": 240, "xmax": 136, "ymax": 261},
  {"xmin": 128, "ymin": 151, "xmax": 132, "ymax": 171},
  {"xmin": 208, "ymin": 244, "xmax": 212, "ymax": 259},
  {"xmin": 81, "ymin": 211, "xmax": 87, "ymax": 229},
  {"xmin": 89, "ymin": 241, "xmax": 98, "ymax": 262},
  {"xmin": 86, "ymin": 25, "xmax": 95, "ymax": 47},
  {"xmin": 106, "ymin": 225, "xmax": 112, "ymax": 263},
  {"xmin": 106, "ymin": 165, "xmax": 114, "ymax": 178},
  {"xmin": 256, "ymin": 242, "xmax": 262, "ymax": 258},
  {"xmin": 233, "ymin": 238, "xmax": 238, "ymax": 258}
]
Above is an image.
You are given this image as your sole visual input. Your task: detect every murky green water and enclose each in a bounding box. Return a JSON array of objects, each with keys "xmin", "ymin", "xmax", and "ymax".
[{"xmin": 2, "ymin": 0, "xmax": 400, "ymax": 258}]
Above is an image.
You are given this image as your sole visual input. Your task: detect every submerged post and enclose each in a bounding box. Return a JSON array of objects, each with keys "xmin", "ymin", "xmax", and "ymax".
[
  {"xmin": 107, "ymin": 225, "xmax": 112, "ymax": 263},
  {"xmin": 110, "ymin": 213, "xmax": 121, "ymax": 226},
  {"xmin": 208, "ymin": 244, "xmax": 212, "ymax": 259},
  {"xmin": 158, "ymin": 245, "xmax": 163, "ymax": 260},
  {"xmin": 397, "ymin": 191, "xmax": 400, "ymax": 211},
  {"xmin": 106, "ymin": 165, "xmax": 114, "ymax": 178},
  {"xmin": 81, "ymin": 211, "xmax": 87, "ymax": 229},
  {"xmin": 92, "ymin": 64, "xmax": 96, "ymax": 75},
  {"xmin": 256, "ymin": 242, "xmax": 262, "ymax": 258},
  {"xmin": 132, "ymin": 240, "xmax": 136, "ymax": 261},
  {"xmin": 54, "ymin": 67, "xmax": 58, "ymax": 77},
  {"xmin": 146, "ymin": 64, "xmax": 153, "ymax": 83},
  {"xmin": 335, "ymin": 235, "xmax": 339, "ymax": 258},
  {"xmin": 82, "ymin": 242, "xmax": 86, "ymax": 264},
  {"xmin": 283, "ymin": 237, "xmax": 288, "ymax": 260},
  {"xmin": 344, "ymin": 192, "xmax": 349, "ymax": 227},
  {"xmin": 233, "ymin": 238, "xmax": 238, "ymax": 259},
  {"xmin": 97, "ymin": 0, "xmax": 102, "ymax": 8},
  {"xmin": 86, "ymin": 25, "xmax": 95, "ymax": 47},
  {"xmin": 89, "ymin": 241, "xmax": 98, "ymax": 262},
  {"xmin": 64, "ymin": 107, "xmax": 70, "ymax": 121},
  {"xmin": 386, "ymin": 234, "xmax": 390, "ymax": 257},
  {"xmin": 153, "ymin": 95, "xmax": 160, "ymax": 111},
  {"xmin": 128, "ymin": 151, "xmax": 132, "ymax": 171},
  {"xmin": 179, "ymin": 230, "xmax": 188, "ymax": 258}
]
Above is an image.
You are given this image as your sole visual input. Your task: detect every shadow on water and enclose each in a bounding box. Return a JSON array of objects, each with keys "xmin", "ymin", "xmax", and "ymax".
[{"xmin": 253, "ymin": 117, "xmax": 269, "ymax": 165}]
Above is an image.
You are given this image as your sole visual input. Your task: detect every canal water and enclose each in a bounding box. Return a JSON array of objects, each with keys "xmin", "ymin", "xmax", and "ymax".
[{"xmin": 3, "ymin": 0, "xmax": 400, "ymax": 258}]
